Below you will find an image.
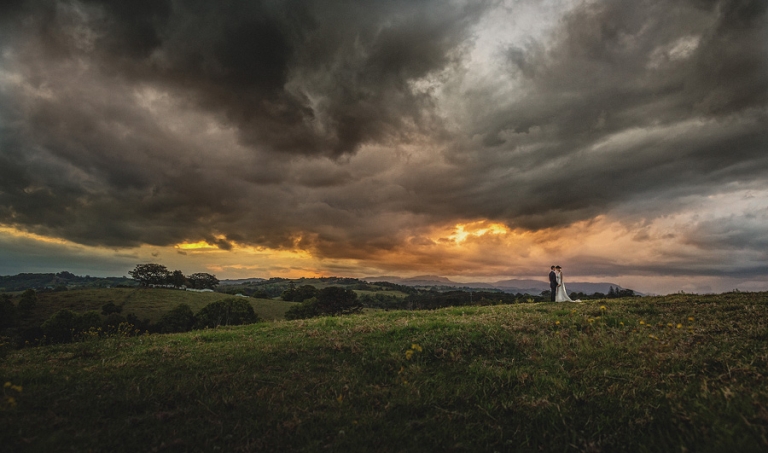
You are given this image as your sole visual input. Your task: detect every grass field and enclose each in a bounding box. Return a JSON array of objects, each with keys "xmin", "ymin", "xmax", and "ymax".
[
  {"xmin": 2, "ymin": 292, "xmax": 767, "ymax": 452},
  {"xmin": 30, "ymin": 288, "xmax": 297, "ymax": 322}
]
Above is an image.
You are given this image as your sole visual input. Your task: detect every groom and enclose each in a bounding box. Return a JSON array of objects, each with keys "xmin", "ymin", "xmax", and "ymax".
[{"xmin": 548, "ymin": 265, "xmax": 557, "ymax": 302}]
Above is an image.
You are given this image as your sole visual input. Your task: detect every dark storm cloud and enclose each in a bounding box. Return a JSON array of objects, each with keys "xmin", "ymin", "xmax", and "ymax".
[
  {"xmin": 0, "ymin": 0, "xmax": 489, "ymax": 250},
  {"xmin": 1, "ymin": 0, "xmax": 767, "ymax": 278},
  {"xmin": 424, "ymin": 0, "xmax": 768, "ymax": 232}
]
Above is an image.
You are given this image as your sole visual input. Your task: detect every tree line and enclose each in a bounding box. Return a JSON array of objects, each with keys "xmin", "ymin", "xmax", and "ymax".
[
  {"xmin": 128, "ymin": 264, "xmax": 219, "ymax": 290},
  {"xmin": 0, "ymin": 290, "xmax": 261, "ymax": 348}
]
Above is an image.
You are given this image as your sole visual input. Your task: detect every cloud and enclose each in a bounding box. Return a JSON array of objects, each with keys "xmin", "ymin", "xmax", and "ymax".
[{"xmin": 0, "ymin": 0, "xmax": 767, "ymax": 291}]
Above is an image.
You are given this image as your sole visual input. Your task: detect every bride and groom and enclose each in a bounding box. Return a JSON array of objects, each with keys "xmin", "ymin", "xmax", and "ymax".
[{"xmin": 549, "ymin": 265, "xmax": 581, "ymax": 303}]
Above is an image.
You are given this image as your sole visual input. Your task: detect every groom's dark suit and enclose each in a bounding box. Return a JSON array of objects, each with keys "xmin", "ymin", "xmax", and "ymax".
[{"xmin": 549, "ymin": 270, "xmax": 557, "ymax": 302}]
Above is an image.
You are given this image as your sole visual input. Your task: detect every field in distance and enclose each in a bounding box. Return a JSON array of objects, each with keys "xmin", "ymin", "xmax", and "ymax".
[
  {"xmin": 27, "ymin": 287, "xmax": 297, "ymax": 323},
  {"xmin": 1, "ymin": 292, "xmax": 767, "ymax": 452}
]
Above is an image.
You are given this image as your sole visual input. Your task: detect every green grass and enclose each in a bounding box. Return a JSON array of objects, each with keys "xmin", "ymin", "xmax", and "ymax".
[
  {"xmin": 31, "ymin": 288, "xmax": 296, "ymax": 322},
  {"xmin": 2, "ymin": 293, "xmax": 768, "ymax": 452}
]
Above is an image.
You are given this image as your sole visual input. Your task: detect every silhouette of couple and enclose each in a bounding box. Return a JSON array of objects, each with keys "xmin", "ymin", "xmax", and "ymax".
[{"xmin": 548, "ymin": 265, "xmax": 581, "ymax": 303}]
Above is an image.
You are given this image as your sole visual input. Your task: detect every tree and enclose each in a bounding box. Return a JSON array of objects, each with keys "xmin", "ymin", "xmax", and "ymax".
[
  {"xmin": 315, "ymin": 287, "xmax": 361, "ymax": 315},
  {"xmin": 285, "ymin": 287, "xmax": 361, "ymax": 319},
  {"xmin": 187, "ymin": 273, "xmax": 219, "ymax": 290},
  {"xmin": 157, "ymin": 304, "xmax": 196, "ymax": 333},
  {"xmin": 281, "ymin": 285, "xmax": 318, "ymax": 302},
  {"xmin": 101, "ymin": 302, "xmax": 123, "ymax": 315},
  {"xmin": 129, "ymin": 264, "xmax": 170, "ymax": 287},
  {"xmin": 0, "ymin": 294, "xmax": 17, "ymax": 329},
  {"xmin": 41, "ymin": 309, "xmax": 78, "ymax": 343},
  {"xmin": 169, "ymin": 270, "xmax": 187, "ymax": 289},
  {"xmin": 18, "ymin": 289, "xmax": 37, "ymax": 318},
  {"xmin": 195, "ymin": 298, "xmax": 260, "ymax": 328}
]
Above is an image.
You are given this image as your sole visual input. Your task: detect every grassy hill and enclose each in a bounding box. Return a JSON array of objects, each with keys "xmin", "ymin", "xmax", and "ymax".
[
  {"xmin": 2, "ymin": 292, "xmax": 768, "ymax": 452},
  {"xmin": 29, "ymin": 288, "xmax": 297, "ymax": 323}
]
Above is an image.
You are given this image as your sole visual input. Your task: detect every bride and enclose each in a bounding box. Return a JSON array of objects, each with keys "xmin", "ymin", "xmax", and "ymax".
[{"xmin": 555, "ymin": 266, "xmax": 581, "ymax": 303}]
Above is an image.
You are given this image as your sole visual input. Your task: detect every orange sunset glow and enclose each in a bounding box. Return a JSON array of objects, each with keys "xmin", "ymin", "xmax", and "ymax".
[{"xmin": 1, "ymin": 0, "xmax": 766, "ymax": 295}]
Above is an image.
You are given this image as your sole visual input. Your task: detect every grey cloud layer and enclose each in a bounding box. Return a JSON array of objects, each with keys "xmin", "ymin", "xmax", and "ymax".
[{"xmin": 1, "ymin": 0, "xmax": 767, "ymax": 277}]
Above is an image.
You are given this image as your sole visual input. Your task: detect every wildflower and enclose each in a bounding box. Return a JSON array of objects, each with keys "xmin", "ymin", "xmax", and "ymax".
[
  {"xmin": 649, "ymin": 334, "xmax": 658, "ymax": 340},
  {"xmin": 411, "ymin": 343, "xmax": 422, "ymax": 352},
  {"xmin": 555, "ymin": 320, "xmax": 561, "ymax": 325},
  {"xmin": 588, "ymin": 318, "xmax": 595, "ymax": 323},
  {"xmin": 600, "ymin": 306, "xmax": 607, "ymax": 311},
  {"xmin": 676, "ymin": 324, "xmax": 682, "ymax": 329},
  {"xmin": 639, "ymin": 320, "xmax": 645, "ymax": 325},
  {"xmin": 620, "ymin": 322, "xmax": 624, "ymax": 326},
  {"xmin": 688, "ymin": 317, "xmax": 694, "ymax": 321},
  {"xmin": 405, "ymin": 350, "xmax": 414, "ymax": 360},
  {"xmin": 667, "ymin": 323, "xmax": 673, "ymax": 327}
]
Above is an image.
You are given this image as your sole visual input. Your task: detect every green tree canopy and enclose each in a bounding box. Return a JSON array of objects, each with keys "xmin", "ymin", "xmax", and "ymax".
[
  {"xmin": 195, "ymin": 298, "xmax": 260, "ymax": 328},
  {"xmin": 187, "ymin": 273, "xmax": 219, "ymax": 290},
  {"xmin": 129, "ymin": 264, "xmax": 170, "ymax": 286}
]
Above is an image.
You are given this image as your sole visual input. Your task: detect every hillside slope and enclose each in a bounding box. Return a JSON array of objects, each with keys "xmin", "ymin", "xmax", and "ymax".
[
  {"xmin": 2, "ymin": 293, "xmax": 767, "ymax": 452},
  {"xmin": 31, "ymin": 287, "xmax": 296, "ymax": 322}
]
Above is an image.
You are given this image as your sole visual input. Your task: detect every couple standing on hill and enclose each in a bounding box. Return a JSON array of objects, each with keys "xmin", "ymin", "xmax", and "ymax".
[{"xmin": 549, "ymin": 265, "xmax": 581, "ymax": 303}]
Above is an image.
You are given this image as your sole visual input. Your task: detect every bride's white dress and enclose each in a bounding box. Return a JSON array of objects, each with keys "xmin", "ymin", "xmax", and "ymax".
[{"xmin": 555, "ymin": 272, "xmax": 581, "ymax": 303}]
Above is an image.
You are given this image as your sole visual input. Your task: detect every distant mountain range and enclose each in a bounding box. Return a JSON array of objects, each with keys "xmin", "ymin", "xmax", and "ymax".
[{"xmin": 363, "ymin": 275, "xmax": 631, "ymax": 295}]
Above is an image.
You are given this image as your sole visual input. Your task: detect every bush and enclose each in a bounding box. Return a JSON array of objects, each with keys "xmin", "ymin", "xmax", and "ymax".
[
  {"xmin": 18, "ymin": 289, "xmax": 37, "ymax": 318},
  {"xmin": 126, "ymin": 313, "xmax": 152, "ymax": 333},
  {"xmin": 102, "ymin": 313, "xmax": 127, "ymax": 333},
  {"xmin": 41, "ymin": 310, "xmax": 103, "ymax": 344},
  {"xmin": 157, "ymin": 304, "xmax": 196, "ymax": 333},
  {"xmin": 101, "ymin": 302, "xmax": 123, "ymax": 315},
  {"xmin": 78, "ymin": 311, "xmax": 102, "ymax": 331},
  {"xmin": 41, "ymin": 309, "xmax": 79, "ymax": 343},
  {"xmin": 0, "ymin": 294, "xmax": 17, "ymax": 329},
  {"xmin": 284, "ymin": 299, "xmax": 320, "ymax": 320},
  {"xmin": 195, "ymin": 299, "xmax": 261, "ymax": 328}
]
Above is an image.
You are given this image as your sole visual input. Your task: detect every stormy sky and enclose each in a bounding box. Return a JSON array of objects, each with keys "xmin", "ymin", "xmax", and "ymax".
[{"xmin": 1, "ymin": 0, "xmax": 766, "ymax": 294}]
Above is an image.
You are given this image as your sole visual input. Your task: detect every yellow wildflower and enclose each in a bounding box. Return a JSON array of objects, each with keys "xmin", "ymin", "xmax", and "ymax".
[
  {"xmin": 688, "ymin": 317, "xmax": 694, "ymax": 321},
  {"xmin": 411, "ymin": 343, "xmax": 422, "ymax": 352},
  {"xmin": 405, "ymin": 350, "xmax": 414, "ymax": 360},
  {"xmin": 600, "ymin": 306, "xmax": 607, "ymax": 311},
  {"xmin": 639, "ymin": 320, "xmax": 645, "ymax": 325},
  {"xmin": 555, "ymin": 320, "xmax": 561, "ymax": 325},
  {"xmin": 676, "ymin": 324, "xmax": 682, "ymax": 329}
]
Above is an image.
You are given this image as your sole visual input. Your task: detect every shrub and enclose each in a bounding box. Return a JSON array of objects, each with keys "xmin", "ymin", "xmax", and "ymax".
[
  {"xmin": 157, "ymin": 304, "xmax": 196, "ymax": 333},
  {"xmin": 0, "ymin": 294, "xmax": 17, "ymax": 329},
  {"xmin": 41, "ymin": 309, "xmax": 79, "ymax": 343},
  {"xmin": 195, "ymin": 299, "xmax": 261, "ymax": 328},
  {"xmin": 101, "ymin": 302, "xmax": 123, "ymax": 315},
  {"xmin": 102, "ymin": 313, "xmax": 127, "ymax": 333},
  {"xmin": 126, "ymin": 313, "xmax": 152, "ymax": 333},
  {"xmin": 284, "ymin": 299, "xmax": 320, "ymax": 320},
  {"xmin": 18, "ymin": 289, "xmax": 37, "ymax": 318},
  {"xmin": 41, "ymin": 310, "xmax": 103, "ymax": 344}
]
